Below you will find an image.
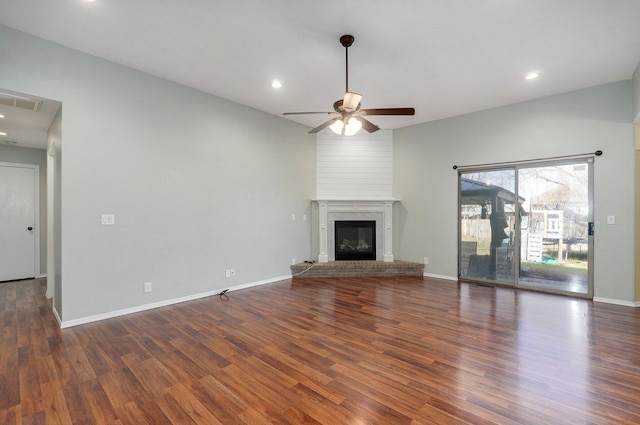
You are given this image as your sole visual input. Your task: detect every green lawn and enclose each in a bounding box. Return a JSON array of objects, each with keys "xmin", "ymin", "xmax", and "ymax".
[{"xmin": 521, "ymin": 261, "xmax": 588, "ymax": 281}]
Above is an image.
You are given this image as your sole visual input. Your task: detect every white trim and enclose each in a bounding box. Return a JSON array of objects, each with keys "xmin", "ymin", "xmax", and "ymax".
[
  {"xmin": 59, "ymin": 275, "xmax": 290, "ymax": 328},
  {"xmin": 424, "ymin": 272, "xmax": 458, "ymax": 281},
  {"xmin": 52, "ymin": 305, "xmax": 62, "ymax": 326},
  {"xmin": 593, "ymin": 297, "xmax": 639, "ymax": 307},
  {"xmin": 34, "ymin": 165, "xmax": 40, "ymax": 278}
]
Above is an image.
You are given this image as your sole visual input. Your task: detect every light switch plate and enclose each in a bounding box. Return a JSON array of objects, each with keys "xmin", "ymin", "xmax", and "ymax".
[
  {"xmin": 101, "ymin": 214, "xmax": 115, "ymax": 225},
  {"xmin": 607, "ymin": 215, "xmax": 615, "ymax": 225}
]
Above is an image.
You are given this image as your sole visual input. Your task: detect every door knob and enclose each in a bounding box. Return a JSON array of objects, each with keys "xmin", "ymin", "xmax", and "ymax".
[{"xmin": 27, "ymin": 227, "xmax": 33, "ymax": 231}]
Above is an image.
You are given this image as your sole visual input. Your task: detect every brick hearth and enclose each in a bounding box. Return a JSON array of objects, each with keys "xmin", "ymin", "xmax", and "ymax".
[{"xmin": 290, "ymin": 261, "xmax": 424, "ymax": 279}]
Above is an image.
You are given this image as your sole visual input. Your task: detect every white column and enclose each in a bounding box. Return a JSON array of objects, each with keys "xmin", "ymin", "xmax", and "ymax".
[
  {"xmin": 383, "ymin": 201, "xmax": 394, "ymax": 262},
  {"xmin": 318, "ymin": 201, "xmax": 329, "ymax": 262}
]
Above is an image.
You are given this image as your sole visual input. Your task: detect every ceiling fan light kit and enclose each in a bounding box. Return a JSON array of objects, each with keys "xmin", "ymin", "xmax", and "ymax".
[
  {"xmin": 330, "ymin": 116, "xmax": 362, "ymax": 136},
  {"xmin": 283, "ymin": 34, "xmax": 415, "ymax": 136}
]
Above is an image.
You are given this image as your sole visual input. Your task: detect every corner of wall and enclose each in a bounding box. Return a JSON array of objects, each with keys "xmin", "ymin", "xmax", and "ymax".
[
  {"xmin": 635, "ymin": 125, "xmax": 640, "ymax": 303},
  {"xmin": 46, "ymin": 106, "xmax": 62, "ymax": 315}
]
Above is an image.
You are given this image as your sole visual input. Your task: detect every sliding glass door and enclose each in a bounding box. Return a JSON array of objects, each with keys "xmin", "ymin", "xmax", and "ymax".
[
  {"xmin": 517, "ymin": 162, "xmax": 592, "ymax": 295},
  {"xmin": 458, "ymin": 159, "xmax": 593, "ymax": 297},
  {"xmin": 459, "ymin": 169, "xmax": 517, "ymax": 286}
]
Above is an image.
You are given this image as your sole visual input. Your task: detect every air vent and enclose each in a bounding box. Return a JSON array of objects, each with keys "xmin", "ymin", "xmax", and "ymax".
[{"xmin": 0, "ymin": 92, "xmax": 42, "ymax": 112}]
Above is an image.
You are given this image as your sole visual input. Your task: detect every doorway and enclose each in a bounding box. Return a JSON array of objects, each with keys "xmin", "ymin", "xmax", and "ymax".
[
  {"xmin": 0, "ymin": 162, "xmax": 39, "ymax": 281},
  {"xmin": 0, "ymin": 88, "xmax": 61, "ymax": 308},
  {"xmin": 458, "ymin": 158, "xmax": 593, "ymax": 297}
]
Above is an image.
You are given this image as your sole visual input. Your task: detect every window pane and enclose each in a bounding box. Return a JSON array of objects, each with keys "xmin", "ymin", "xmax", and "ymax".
[
  {"xmin": 459, "ymin": 169, "xmax": 516, "ymax": 285},
  {"xmin": 517, "ymin": 163, "xmax": 589, "ymax": 294}
]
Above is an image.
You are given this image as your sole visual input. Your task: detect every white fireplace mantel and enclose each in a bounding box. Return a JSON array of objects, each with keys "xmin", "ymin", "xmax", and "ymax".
[{"xmin": 314, "ymin": 199, "xmax": 399, "ymax": 263}]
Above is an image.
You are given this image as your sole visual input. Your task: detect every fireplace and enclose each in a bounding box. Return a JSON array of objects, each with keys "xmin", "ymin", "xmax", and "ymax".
[
  {"xmin": 335, "ymin": 220, "xmax": 376, "ymax": 261},
  {"xmin": 315, "ymin": 199, "xmax": 397, "ymax": 263}
]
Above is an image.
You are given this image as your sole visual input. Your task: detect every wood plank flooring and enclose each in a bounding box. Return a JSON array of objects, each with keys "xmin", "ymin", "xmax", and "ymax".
[{"xmin": 2, "ymin": 277, "xmax": 640, "ymax": 424}]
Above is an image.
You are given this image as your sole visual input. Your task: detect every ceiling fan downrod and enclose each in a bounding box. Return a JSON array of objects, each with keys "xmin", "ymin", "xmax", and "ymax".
[{"xmin": 340, "ymin": 34, "xmax": 355, "ymax": 93}]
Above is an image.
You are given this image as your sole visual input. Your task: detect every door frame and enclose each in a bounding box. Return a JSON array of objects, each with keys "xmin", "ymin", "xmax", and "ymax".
[
  {"xmin": 457, "ymin": 157, "xmax": 594, "ymax": 298},
  {"xmin": 0, "ymin": 161, "xmax": 40, "ymax": 280}
]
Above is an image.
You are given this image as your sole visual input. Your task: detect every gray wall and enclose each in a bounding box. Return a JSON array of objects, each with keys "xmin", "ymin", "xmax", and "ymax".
[
  {"xmin": 394, "ymin": 81, "xmax": 635, "ymax": 303},
  {"xmin": 0, "ymin": 25, "xmax": 315, "ymax": 323},
  {"xmin": 0, "ymin": 144, "xmax": 47, "ymax": 274}
]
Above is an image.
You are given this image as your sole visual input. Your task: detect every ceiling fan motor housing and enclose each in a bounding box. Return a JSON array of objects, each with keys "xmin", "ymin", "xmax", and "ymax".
[{"xmin": 340, "ymin": 34, "xmax": 354, "ymax": 48}]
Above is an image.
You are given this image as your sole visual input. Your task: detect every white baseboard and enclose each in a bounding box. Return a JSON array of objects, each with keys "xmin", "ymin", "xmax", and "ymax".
[
  {"xmin": 52, "ymin": 306, "xmax": 62, "ymax": 326},
  {"xmin": 593, "ymin": 297, "xmax": 639, "ymax": 307},
  {"xmin": 423, "ymin": 272, "xmax": 458, "ymax": 281},
  {"xmin": 57, "ymin": 274, "xmax": 639, "ymax": 328},
  {"xmin": 37, "ymin": 273, "xmax": 47, "ymax": 278},
  {"xmin": 59, "ymin": 275, "xmax": 291, "ymax": 329}
]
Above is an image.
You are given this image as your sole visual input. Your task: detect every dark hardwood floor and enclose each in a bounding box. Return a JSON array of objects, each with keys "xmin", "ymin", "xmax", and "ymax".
[{"xmin": 2, "ymin": 276, "xmax": 640, "ymax": 424}]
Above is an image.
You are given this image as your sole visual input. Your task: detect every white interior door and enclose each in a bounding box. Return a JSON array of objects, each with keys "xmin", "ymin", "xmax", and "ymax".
[{"xmin": 0, "ymin": 163, "xmax": 38, "ymax": 281}]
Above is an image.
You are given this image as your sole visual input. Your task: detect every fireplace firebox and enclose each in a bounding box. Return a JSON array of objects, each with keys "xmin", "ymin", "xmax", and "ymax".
[{"xmin": 335, "ymin": 220, "xmax": 376, "ymax": 261}]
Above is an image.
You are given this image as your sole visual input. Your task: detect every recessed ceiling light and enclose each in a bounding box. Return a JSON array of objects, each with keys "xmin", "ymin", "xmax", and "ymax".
[
  {"xmin": 525, "ymin": 71, "xmax": 542, "ymax": 80},
  {"xmin": 0, "ymin": 132, "xmax": 7, "ymax": 136},
  {"xmin": 0, "ymin": 114, "xmax": 5, "ymax": 118},
  {"xmin": 271, "ymin": 80, "xmax": 282, "ymax": 88}
]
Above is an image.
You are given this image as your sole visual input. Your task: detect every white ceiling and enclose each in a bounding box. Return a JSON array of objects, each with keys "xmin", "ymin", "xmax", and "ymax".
[
  {"xmin": 0, "ymin": 90, "xmax": 61, "ymax": 150},
  {"xmin": 1, "ymin": 0, "xmax": 640, "ymax": 149}
]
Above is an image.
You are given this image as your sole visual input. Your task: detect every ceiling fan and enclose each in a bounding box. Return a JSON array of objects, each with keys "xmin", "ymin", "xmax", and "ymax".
[{"xmin": 283, "ymin": 34, "xmax": 415, "ymax": 136}]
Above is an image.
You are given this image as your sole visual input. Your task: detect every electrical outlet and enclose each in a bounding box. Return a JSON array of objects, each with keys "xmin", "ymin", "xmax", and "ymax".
[
  {"xmin": 424, "ymin": 257, "xmax": 430, "ymax": 265},
  {"xmin": 292, "ymin": 258, "xmax": 296, "ymax": 265},
  {"xmin": 291, "ymin": 214, "xmax": 296, "ymax": 221},
  {"xmin": 303, "ymin": 214, "xmax": 307, "ymax": 221},
  {"xmin": 230, "ymin": 268, "xmax": 236, "ymax": 277},
  {"xmin": 143, "ymin": 281, "xmax": 152, "ymax": 292},
  {"xmin": 225, "ymin": 269, "xmax": 231, "ymax": 278}
]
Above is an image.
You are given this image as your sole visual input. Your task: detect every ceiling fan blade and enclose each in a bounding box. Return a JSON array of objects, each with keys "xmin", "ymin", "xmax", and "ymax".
[
  {"xmin": 343, "ymin": 92, "xmax": 362, "ymax": 112},
  {"xmin": 359, "ymin": 107, "xmax": 415, "ymax": 116},
  {"xmin": 309, "ymin": 117, "xmax": 340, "ymax": 134},
  {"xmin": 283, "ymin": 111, "xmax": 336, "ymax": 115},
  {"xmin": 353, "ymin": 116, "xmax": 380, "ymax": 133}
]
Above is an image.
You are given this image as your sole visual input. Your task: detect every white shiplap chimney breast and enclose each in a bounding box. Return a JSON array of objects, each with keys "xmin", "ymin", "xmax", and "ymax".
[
  {"xmin": 314, "ymin": 130, "xmax": 397, "ymax": 262},
  {"xmin": 316, "ymin": 129, "xmax": 393, "ymax": 199}
]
